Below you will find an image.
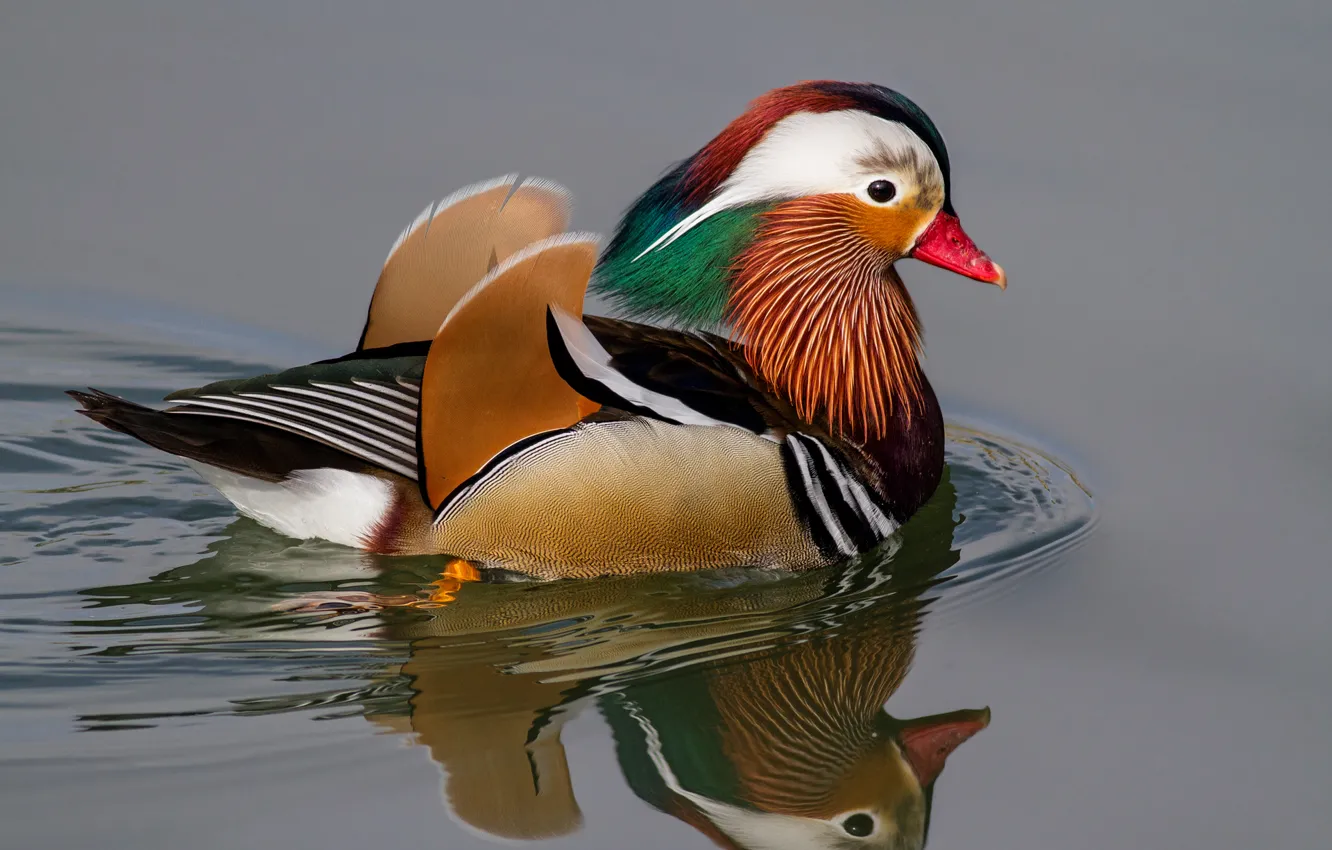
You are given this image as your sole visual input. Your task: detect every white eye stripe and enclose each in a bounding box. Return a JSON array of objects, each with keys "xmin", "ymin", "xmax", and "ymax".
[
  {"xmin": 733, "ymin": 110, "xmax": 937, "ymax": 197},
  {"xmin": 636, "ymin": 110, "xmax": 941, "ymax": 260}
]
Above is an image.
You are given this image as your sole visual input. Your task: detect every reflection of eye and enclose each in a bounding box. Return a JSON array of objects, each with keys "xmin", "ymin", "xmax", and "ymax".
[
  {"xmin": 841, "ymin": 813, "xmax": 875, "ymax": 837},
  {"xmin": 867, "ymin": 180, "xmax": 897, "ymax": 203}
]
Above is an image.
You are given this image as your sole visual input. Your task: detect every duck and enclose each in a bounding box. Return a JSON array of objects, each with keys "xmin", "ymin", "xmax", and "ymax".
[{"xmin": 70, "ymin": 80, "xmax": 1005, "ymax": 579}]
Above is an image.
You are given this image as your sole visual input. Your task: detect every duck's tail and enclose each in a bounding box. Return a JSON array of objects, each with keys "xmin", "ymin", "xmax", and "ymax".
[{"xmin": 67, "ymin": 389, "xmax": 357, "ymax": 481}]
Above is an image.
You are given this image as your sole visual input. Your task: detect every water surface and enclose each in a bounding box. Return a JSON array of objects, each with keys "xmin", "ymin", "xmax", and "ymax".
[{"xmin": 1, "ymin": 308, "xmax": 1095, "ymax": 849}]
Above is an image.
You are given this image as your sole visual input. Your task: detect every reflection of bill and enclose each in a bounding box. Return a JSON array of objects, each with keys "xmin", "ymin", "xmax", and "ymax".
[{"xmin": 368, "ymin": 471, "xmax": 988, "ymax": 848}]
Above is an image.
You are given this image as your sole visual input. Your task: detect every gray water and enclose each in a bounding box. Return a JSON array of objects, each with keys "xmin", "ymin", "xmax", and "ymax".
[{"xmin": 2, "ymin": 2, "xmax": 1330, "ymax": 848}]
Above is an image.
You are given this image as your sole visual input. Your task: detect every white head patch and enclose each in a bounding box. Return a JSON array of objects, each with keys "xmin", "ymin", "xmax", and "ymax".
[{"xmin": 635, "ymin": 110, "xmax": 944, "ymax": 260}]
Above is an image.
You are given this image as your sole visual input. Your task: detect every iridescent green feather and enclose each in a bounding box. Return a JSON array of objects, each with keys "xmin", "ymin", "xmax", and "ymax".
[
  {"xmin": 593, "ymin": 208, "xmax": 765, "ymax": 327},
  {"xmin": 591, "ymin": 163, "xmax": 770, "ymax": 328}
]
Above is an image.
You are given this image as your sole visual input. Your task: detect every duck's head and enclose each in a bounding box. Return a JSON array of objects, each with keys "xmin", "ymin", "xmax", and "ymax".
[
  {"xmin": 665, "ymin": 708, "xmax": 990, "ymax": 850},
  {"xmin": 594, "ymin": 81, "xmax": 1003, "ymax": 438},
  {"xmin": 808, "ymin": 708, "xmax": 990, "ymax": 850}
]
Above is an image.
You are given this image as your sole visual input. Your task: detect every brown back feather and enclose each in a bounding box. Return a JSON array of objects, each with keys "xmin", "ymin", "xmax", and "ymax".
[
  {"xmin": 359, "ymin": 177, "xmax": 571, "ymax": 349},
  {"xmin": 419, "ymin": 237, "xmax": 601, "ymax": 508}
]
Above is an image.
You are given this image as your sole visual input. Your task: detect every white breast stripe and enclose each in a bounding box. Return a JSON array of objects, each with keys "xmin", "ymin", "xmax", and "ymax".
[
  {"xmin": 845, "ymin": 477, "xmax": 897, "ymax": 537},
  {"xmin": 785, "ymin": 436, "xmax": 856, "ymax": 557},
  {"xmin": 549, "ymin": 307, "xmax": 743, "ymax": 431},
  {"xmin": 806, "ymin": 437, "xmax": 897, "ymax": 538}
]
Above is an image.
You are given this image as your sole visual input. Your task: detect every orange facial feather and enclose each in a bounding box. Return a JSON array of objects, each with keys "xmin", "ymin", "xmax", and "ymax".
[{"xmin": 729, "ymin": 196, "xmax": 929, "ymax": 441}]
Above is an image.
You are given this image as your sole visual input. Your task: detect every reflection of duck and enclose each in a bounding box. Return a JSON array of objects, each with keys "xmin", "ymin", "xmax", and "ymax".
[
  {"xmin": 70, "ymin": 80, "xmax": 1004, "ymax": 578},
  {"xmin": 603, "ymin": 612, "xmax": 986, "ymax": 850},
  {"xmin": 363, "ymin": 472, "xmax": 984, "ymax": 847}
]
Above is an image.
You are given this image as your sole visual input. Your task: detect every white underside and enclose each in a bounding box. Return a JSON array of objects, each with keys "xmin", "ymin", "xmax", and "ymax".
[{"xmin": 188, "ymin": 462, "xmax": 393, "ymax": 548}]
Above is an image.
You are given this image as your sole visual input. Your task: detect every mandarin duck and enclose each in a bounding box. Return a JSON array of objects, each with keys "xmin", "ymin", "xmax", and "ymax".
[{"xmin": 70, "ymin": 81, "xmax": 1005, "ymax": 579}]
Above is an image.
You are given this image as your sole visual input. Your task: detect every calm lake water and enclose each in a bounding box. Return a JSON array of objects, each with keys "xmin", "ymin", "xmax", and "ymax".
[{"xmin": 3, "ymin": 2, "xmax": 1330, "ymax": 848}]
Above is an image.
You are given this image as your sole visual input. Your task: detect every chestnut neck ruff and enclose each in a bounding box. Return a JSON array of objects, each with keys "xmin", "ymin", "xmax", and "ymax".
[{"xmin": 729, "ymin": 196, "xmax": 925, "ymax": 442}]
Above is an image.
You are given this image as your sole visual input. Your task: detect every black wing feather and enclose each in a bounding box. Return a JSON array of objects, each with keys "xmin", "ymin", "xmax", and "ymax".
[
  {"xmin": 81, "ymin": 344, "xmax": 431, "ymax": 480},
  {"xmin": 68, "ymin": 389, "xmax": 365, "ymax": 481},
  {"xmin": 548, "ymin": 313, "xmax": 797, "ymax": 434}
]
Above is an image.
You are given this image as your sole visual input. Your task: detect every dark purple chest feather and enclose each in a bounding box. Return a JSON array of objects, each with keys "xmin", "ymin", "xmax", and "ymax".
[{"xmin": 861, "ymin": 375, "xmax": 946, "ymax": 524}]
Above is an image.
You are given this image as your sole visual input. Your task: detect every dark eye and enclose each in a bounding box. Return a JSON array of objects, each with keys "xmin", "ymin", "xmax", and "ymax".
[
  {"xmin": 867, "ymin": 180, "xmax": 896, "ymax": 203},
  {"xmin": 841, "ymin": 813, "xmax": 875, "ymax": 837}
]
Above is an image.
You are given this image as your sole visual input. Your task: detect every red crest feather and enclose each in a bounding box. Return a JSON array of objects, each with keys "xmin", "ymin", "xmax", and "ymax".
[{"xmin": 684, "ymin": 82, "xmax": 862, "ymax": 204}]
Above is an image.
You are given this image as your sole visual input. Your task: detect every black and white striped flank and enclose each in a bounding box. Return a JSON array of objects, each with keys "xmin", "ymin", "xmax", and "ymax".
[{"xmin": 782, "ymin": 433, "xmax": 897, "ymax": 558}]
